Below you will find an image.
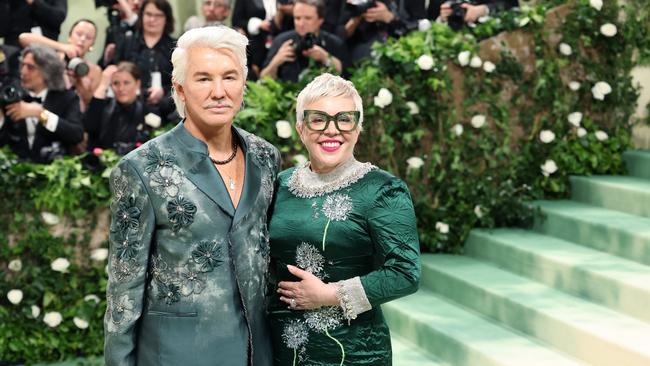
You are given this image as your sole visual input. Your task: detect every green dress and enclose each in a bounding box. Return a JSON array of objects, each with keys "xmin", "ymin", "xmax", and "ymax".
[{"xmin": 268, "ymin": 158, "xmax": 421, "ymax": 366}]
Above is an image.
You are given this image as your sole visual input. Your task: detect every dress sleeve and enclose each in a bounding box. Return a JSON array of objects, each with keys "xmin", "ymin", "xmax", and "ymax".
[
  {"xmin": 334, "ymin": 178, "xmax": 420, "ymax": 321},
  {"xmin": 104, "ymin": 159, "xmax": 155, "ymax": 366}
]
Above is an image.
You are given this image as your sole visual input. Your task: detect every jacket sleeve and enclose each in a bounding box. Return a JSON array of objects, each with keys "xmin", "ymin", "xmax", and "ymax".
[
  {"xmin": 83, "ymin": 97, "xmax": 108, "ymax": 137},
  {"xmin": 359, "ymin": 178, "xmax": 421, "ymax": 302},
  {"xmin": 31, "ymin": 0, "xmax": 67, "ymax": 32},
  {"xmin": 50, "ymin": 92, "xmax": 84, "ymax": 145},
  {"xmin": 104, "ymin": 159, "xmax": 155, "ymax": 366}
]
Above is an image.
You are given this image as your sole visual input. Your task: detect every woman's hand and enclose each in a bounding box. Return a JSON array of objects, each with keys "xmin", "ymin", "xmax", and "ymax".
[
  {"xmin": 146, "ymin": 86, "xmax": 164, "ymax": 104},
  {"xmin": 278, "ymin": 265, "xmax": 339, "ymax": 310}
]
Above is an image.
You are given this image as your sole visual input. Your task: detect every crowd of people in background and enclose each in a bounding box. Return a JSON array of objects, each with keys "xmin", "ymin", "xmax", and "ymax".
[{"xmin": 0, "ymin": 0, "xmax": 517, "ymax": 165}]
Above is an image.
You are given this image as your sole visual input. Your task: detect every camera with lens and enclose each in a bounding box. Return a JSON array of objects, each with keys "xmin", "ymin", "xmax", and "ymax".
[
  {"xmin": 292, "ymin": 32, "xmax": 319, "ymax": 54},
  {"xmin": 346, "ymin": 0, "xmax": 376, "ymax": 16},
  {"xmin": 65, "ymin": 56, "xmax": 90, "ymax": 77},
  {"xmin": 0, "ymin": 83, "xmax": 28, "ymax": 109},
  {"xmin": 447, "ymin": 0, "xmax": 471, "ymax": 31}
]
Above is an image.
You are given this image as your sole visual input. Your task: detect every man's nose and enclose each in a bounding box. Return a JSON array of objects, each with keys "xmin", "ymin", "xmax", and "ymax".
[{"xmin": 210, "ymin": 79, "xmax": 226, "ymax": 99}]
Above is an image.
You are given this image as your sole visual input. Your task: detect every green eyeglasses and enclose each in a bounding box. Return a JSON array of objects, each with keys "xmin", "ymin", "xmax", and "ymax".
[{"xmin": 303, "ymin": 110, "xmax": 360, "ymax": 132}]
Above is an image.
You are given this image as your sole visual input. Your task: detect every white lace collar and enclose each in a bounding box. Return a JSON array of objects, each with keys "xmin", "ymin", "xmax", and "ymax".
[{"xmin": 287, "ymin": 157, "xmax": 375, "ymax": 198}]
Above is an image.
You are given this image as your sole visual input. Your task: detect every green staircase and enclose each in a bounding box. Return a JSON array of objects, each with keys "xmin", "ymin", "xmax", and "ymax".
[{"xmin": 385, "ymin": 150, "xmax": 650, "ymax": 366}]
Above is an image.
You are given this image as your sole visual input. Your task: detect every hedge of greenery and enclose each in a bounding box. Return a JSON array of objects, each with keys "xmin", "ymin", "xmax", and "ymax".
[{"xmin": 1, "ymin": 0, "xmax": 648, "ymax": 363}]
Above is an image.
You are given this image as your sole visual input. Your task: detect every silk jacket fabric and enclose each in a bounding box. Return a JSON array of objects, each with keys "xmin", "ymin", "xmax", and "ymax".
[
  {"xmin": 268, "ymin": 166, "xmax": 421, "ymax": 365},
  {"xmin": 104, "ymin": 122, "xmax": 281, "ymax": 366}
]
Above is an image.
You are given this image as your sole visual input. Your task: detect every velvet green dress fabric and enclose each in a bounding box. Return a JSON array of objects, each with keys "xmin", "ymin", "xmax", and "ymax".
[
  {"xmin": 268, "ymin": 166, "xmax": 421, "ymax": 366},
  {"xmin": 104, "ymin": 122, "xmax": 281, "ymax": 366}
]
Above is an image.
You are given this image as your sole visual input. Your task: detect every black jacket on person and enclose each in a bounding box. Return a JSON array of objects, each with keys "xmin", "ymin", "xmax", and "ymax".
[
  {"xmin": 231, "ymin": 0, "xmax": 294, "ymax": 79},
  {"xmin": 338, "ymin": 0, "xmax": 425, "ymax": 65},
  {"xmin": 427, "ymin": 0, "xmax": 519, "ymax": 21},
  {"xmin": 0, "ymin": 89, "xmax": 83, "ymax": 164},
  {"xmin": 0, "ymin": 0, "xmax": 67, "ymax": 47},
  {"xmin": 262, "ymin": 30, "xmax": 348, "ymax": 83}
]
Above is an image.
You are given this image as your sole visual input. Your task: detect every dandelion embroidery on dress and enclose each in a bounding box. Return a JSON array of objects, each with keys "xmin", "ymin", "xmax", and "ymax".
[
  {"xmin": 149, "ymin": 166, "xmax": 184, "ymax": 198},
  {"xmin": 295, "ymin": 242, "xmax": 326, "ymax": 279},
  {"xmin": 282, "ymin": 320, "xmax": 309, "ymax": 366},
  {"xmin": 191, "ymin": 240, "xmax": 224, "ymax": 272},
  {"xmin": 320, "ymin": 194, "xmax": 353, "ymax": 250},
  {"xmin": 304, "ymin": 307, "xmax": 346, "ymax": 366},
  {"xmin": 167, "ymin": 196, "xmax": 197, "ymax": 233}
]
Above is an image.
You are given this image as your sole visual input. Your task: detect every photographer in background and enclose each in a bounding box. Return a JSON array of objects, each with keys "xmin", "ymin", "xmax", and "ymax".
[
  {"xmin": 261, "ymin": 0, "xmax": 347, "ymax": 82},
  {"xmin": 185, "ymin": 0, "xmax": 231, "ymax": 31},
  {"xmin": 0, "ymin": 45, "xmax": 83, "ymax": 164},
  {"xmin": 339, "ymin": 0, "xmax": 424, "ymax": 65},
  {"xmin": 0, "ymin": 0, "xmax": 67, "ymax": 48},
  {"xmin": 99, "ymin": 0, "xmax": 142, "ymax": 67},
  {"xmin": 19, "ymin": 19, "xmax": 103, "ymax": 112},
  {"xmin": 428, "ymin": 0, "xmax": 519, "ymax": 30}
]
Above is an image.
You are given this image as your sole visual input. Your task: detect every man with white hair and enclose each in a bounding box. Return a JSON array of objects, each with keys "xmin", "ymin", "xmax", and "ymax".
[{"xmin": 104, "ymin": 25, "xmax": 281, "ymax": 366}]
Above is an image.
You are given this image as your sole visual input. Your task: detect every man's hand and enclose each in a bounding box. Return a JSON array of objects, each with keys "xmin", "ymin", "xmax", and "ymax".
[
  {"xmin": 273, "ymin": 39, "xmax": 297, "ymax": 66},
  {"xmin": 259, "ymin": 20, "xmax": 272, "ymax": 33},
  {"xmin": 363, "ymin": 1, "xmax": 395, "ymax": 23},
  {"xmin": 462, "ymin": 4, "xmax": 488, "ymax": 23},
  {"xmin": 146, "ymin": 86, "xmax": 164, "ymax": 105},
  {"xmin": 439, "ymin": 2, "xmax": 453, "ymax": 22},
  {"xmin": 303, "ymin": 45, "xmax": 329, "ymax": 64},
  {"xmin": 103, "ymin": 43, "xmax": 117, "ymax": 64},
  {"xmin": 5, "ymin": 101, "xmax": 44, "ymax": 121}
]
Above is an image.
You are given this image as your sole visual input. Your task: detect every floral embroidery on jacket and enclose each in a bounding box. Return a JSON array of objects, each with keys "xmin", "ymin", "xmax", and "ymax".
[
  {"xmin": 177, "ymin": 262, "xmax": 207, "ymax": 296},
  {"xmin": 106, "ymin": 294, "xmax": 135, "ymax": 333},
  {"xmin": 113, "ymin": 196, "xmax": 141, "ymax": 232},
  {"xmin": 113, "ymin": 230, "xmax": 139, "ymax": 261},
  {"xmin": 191, "ymin": 240, "xmax": 224, "ymax": 272},
  {"xmin": 167, "ymin": 196, "xmax": 197, "ymax": 232},
  {"xmin": 157, "ymin": 282, "xmax": 181, "ymax": 305},
  {"xmin": 143, "ymin": 144, "xmax": 175, "ymax": 175},
  {"xmin": 150, "ymin": 165, "xmax": 184, "ymax": 198}
]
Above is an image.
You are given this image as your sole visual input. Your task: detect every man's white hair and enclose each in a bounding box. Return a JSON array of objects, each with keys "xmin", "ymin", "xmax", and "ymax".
[
  {"xmin": 296, "ymin": 73, "xmax": 364, "ymax": 130},
  {"xmin": 171, "ymin": 26, "xmax": 248, "ymax": 118}
]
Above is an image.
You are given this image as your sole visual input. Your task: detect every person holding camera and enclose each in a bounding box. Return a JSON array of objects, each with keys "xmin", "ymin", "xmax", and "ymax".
[
  {"xmin": 99, "ymin": 0, "xmax": 142, "ymax": 67},
  {"xmin": 231, "ymin": 0, "xmax": 296, "ymax": 80},
  {"xmin": 0, "ymin": 0, "xmax": 67, "ymax": 48},
  {"xmin": 260, "ymin": 0, "xmax": 347, "ymax": 82},
  {"xmin": 185, "ymin": 0, "xmax": 231, "ymax": 31},
  {"xmin": 18, "ymin": 19, "xmax": 103, "ymax": 112},
  {"xmin": 428, "ymin": 0, "xmax": 519, "ymax": 30},
  {"xmin": 0, "ymin": 45, "xmax": 83, "ymax": 164},
  {"xmin": 339, "ymin": 0, "xmax": 424, "ymax": 65}
]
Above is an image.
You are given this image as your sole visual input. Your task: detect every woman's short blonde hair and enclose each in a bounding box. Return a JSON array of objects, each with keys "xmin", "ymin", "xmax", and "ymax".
[
  {"xmin": 171, "ymin": 26, "xmax": 248, "ymax": 118},
  {"xmin": 296, "ymin": 73, "xmax": 364, "ymax": 130}
]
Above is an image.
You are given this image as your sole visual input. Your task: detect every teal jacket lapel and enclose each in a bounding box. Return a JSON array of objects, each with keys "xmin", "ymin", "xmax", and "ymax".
[
  {"xmin": 171, "ymin": 122, "xmax": 236, "ymax": 218},
  {"xmin": 233, "ymin": 127, "xmax": 261, "ymax": 225}
]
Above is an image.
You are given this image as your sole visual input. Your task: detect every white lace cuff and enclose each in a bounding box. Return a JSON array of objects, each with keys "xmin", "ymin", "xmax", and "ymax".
[{"xmin": 335, "ymin": 277, "xmax": 372, "ymax": 323}]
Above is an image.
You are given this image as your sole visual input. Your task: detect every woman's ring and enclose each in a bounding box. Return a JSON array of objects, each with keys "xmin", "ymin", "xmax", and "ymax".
[{"xmin": 290, "ymin": 298, "xmax": 297, "ymax": 309}]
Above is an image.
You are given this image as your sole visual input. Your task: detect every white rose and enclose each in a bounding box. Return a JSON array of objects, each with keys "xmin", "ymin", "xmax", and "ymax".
[
  {"xmin": 590, "ymin": 0, "xmax": 603, "ymax": 10},
  {"xmin": 41, "ymin": 212, "xmax": 60, "ymax": 226},
  {"xmin": 458, "ymin": 51, "xmax": 471, "ymax": 66},
  {"xmin": 478, "ymin": 15, "xmax": 490, "ymax": 23},
  {"xmin": 483, "ymin": 61, "xmax": 496, "ymax": 73},
  {"xmin": 7, "ymin": 289, "xmax": 23, "ymax": 305},
  {"xmin": 416, "ymin": 55, "xmax": 434, "ymax": 71},
  {"xmin": 469, "ymin": 56, "xmax": 483, "ymax": 68},
  {"xmin": 519, "ymin": 17, "xmax": 530, "ymax": 27},
  {"xmin": 144, "ymin": 113, "xmax": 162, "ymax": 129},
  {"xmin": 406, "ymin": 101, "xmax": 419, "ymax": 115},
  {"xmin": 84, "ymin": 294, "xmax": 101, "ymax": 303},
  {"xmin": 8, "ymin": 259, "xmax": 22, "ymax": 272},
  {"xmin": 568, "ymin": 112, "xmax": 583, "ymax": 127},
  {"xmin": 541, "ymin": 159, "xmax": 558, "ymax": 177},
  {"xmin": 558, "ymin": 43, "xmax": 572, "ymax": 56},
  {"xmin": 471, "ymin": 114, "xmax": 486, "ymax": 129},
  {"xmin": 418, "ymin": 19, "xmax": 432, "ymax": 32},
  {"xmin": 373, "ymin": 88, "xmax": 393, "ymax": 108},
  {"xmin": 406, "ymin": 157, "xmax": 425, "ymax": 170},
  {"xmin": 453, "ymin": 123, "xmax": 464, "ymax": 136},
  {"xmin": 73, "ymin": 317, "xmax": 89, "ymax": 330},
  {"xmin": 292, "ymin": 154, "xmax": 308, "ymax": 166},
  {"xmin": 591, "ymin": 81, "xmax": 612, "ymax": 100},
  {"xmin": 51, "ymin": 258, "xmax": 70, "ymax": 273},
  {"xmin": 539, "ymin": 130, "xmax": 556, "ymax": 143},
  {"xmin": 247, "ymin": 17, "xmax": 263, "ymax": 36},
  {"xmin": 569, "ymin": 81, "xmax": 581, "ymax": 91},
  {"xmin": 435, "ymin": 222, "xmax": 450, "ymax": 234},
  {"xmin": 600, "ymin": 23, "xmax": 617, "ymax": 37},
  {"xmin": 90, "ymin": 248, "xmax": 109, "ymax": 262},
  {"xmin": 577, "ymin": 127, "xmax": 587, "ymax": 137},
  {"xmin": 474, "ymin": 205, "xmax": 484, "ymax": 218},
  {"xmin": 31, "ymin": 305, "xmax": 41, "ymax": 318},
  {"xmin": 43, "ymin": 311, "xmax": 63, "ymax": 328},
  {"xmin": 275, "ymin": 120, "xmax": 292, "ymax": 139},
  {"xmin": 595, "ymin": 130, "xmax": 609, "ymax": 141}
]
